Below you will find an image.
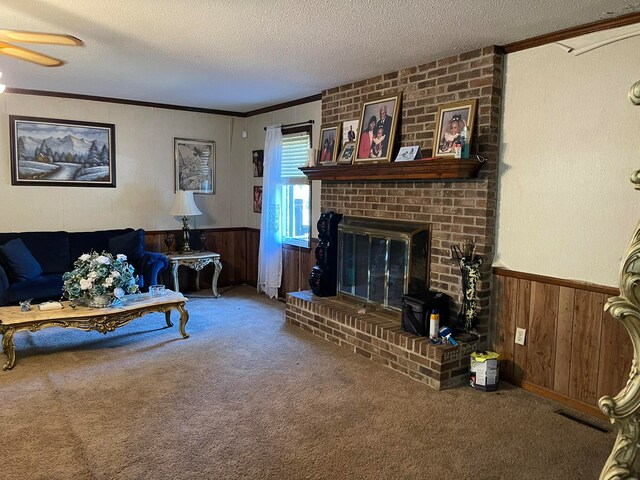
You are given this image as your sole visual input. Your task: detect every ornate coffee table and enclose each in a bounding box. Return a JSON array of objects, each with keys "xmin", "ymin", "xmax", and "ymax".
[{"xmin": 0, "ymin": 290, "xmax": 189, "ymax": 370}]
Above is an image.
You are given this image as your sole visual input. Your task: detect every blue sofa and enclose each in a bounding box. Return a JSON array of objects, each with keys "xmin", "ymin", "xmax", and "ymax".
[{"xmin": 0, "ymin": 228, "xmax": 168, "ymax": 306}]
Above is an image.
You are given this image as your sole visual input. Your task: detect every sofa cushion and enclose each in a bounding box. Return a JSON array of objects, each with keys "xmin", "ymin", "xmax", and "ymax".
[
  {"xmin": 0, "ymin": 238, "xmax": 43, "ymax": 282},
  {"xmin": 0, "ymin": 231, "xmax": 70, "ymax": 274},
  {"xmin": 108, "ymin": 229, "xmax": 145, "ymax": 262},
  {"xmin": 8, "ymin": 273, "xmax": 64, "ymax": 304},
  {"xmin": 68, "ymin": 229, "xmax": 132, "ymax": 264}
]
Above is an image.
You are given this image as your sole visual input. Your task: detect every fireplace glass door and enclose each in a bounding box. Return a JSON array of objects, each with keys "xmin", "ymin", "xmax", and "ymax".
[{"xmin": 337, "ymin": 217, "xmax": 429, "ymax": 314}]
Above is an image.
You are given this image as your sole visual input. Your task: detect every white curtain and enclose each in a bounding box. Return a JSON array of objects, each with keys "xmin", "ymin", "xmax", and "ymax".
[{"xmin": 257, "ymin": 126, "xmax": 283, "ymax": 298}]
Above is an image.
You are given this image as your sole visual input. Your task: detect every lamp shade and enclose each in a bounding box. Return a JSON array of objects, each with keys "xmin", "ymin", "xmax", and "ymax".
[{"xmin": 169, "ymin": 190, "xmax": 202, "ymax": 216}]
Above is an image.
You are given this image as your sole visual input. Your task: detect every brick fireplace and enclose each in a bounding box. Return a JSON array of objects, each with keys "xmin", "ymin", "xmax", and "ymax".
[{"xmin": 285, "ymin": 46, "xmax": 503, "ymax": 389}]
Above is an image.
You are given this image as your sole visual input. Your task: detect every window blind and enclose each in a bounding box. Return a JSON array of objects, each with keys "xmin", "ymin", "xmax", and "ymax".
[{"xmin": 281, "ymin": 132, "xmax": 310, "ymax": 184}]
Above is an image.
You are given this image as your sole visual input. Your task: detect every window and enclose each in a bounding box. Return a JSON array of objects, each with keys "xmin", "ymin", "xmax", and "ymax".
[{"xmin": 281, "ymin": 126, "xmax": 311, "ymax": 247}]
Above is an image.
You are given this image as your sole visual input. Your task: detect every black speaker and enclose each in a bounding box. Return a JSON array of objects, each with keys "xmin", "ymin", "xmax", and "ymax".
[
  {"xmin": 309, "ymin": 212, "xmax": 342, "ymax": 296},
  {"xmin": 401, "ymin": 291, "xmax": 451, "ymax": 336}
]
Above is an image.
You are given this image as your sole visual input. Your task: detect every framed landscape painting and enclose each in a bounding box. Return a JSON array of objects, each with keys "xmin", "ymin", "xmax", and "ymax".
[
  {"xmin": 10, "ymin": 115, "xmax": 116, "ymax": 187},
  {"xmin": 175, "ymin": 138, "xmax": 215, "ymax": 194}
]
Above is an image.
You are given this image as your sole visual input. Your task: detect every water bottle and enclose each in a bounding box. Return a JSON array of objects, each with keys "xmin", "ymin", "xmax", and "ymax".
[
  {"xmin": 429, "ymin": 309, "xmax": 440, "ymax": 339},
  {"xmin": 461, "ymin": 126, "xmax": 469, "ymax": 158}
]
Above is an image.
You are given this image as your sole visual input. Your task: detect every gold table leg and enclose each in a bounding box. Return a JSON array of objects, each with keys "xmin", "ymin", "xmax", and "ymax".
[
  {"xmin": 1, "ymin": 327, "xmax": 16, "ymax": 370},
  {"xmin": 177, "ymin": 302, "xmax": 189, "ymax": 338}
]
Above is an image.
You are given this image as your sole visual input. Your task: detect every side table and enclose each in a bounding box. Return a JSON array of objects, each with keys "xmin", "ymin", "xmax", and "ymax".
[{"xmin": 167, "ymin": 251, "xmax": 222, "ymax": 298}]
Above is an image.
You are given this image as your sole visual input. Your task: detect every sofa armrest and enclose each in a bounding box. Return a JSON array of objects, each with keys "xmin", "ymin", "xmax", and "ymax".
[
  {"xmin": 0, "ymin": 265, "xmax": 8, "ymax": 306},
  {"xmin": 135, "ymin": 251, "xmax": 169, "ymax": 291}
]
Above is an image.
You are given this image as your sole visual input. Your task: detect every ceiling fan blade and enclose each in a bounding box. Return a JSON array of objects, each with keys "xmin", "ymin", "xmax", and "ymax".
[
  {"xmin": 0, "ymin": 42, "xmax": 64, "ymax": 66},
  {"xmin": 0, "ymin": 30, "xmax": 82, "ymax": 46}
]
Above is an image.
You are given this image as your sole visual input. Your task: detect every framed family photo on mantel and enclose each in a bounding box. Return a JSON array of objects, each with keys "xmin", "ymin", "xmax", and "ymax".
[
  {"xmin": 433, "ymin": 99, "xmax": 477, "ymax": 157},
  {"xmin": 354, "ymin": 93, "xmax": 401, "ymax": 163},
  {"xmin": 318, "ymin": 124, "xmax": 341, "ymax": 164},
  {"xmin": 9, "ymin": 115, "xmax": 116, "ymax": 188}
]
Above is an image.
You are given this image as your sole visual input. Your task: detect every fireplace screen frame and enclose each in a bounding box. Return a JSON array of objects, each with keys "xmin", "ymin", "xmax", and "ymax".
[{"xmin": 337, "ymin": 217, "xmax": 430, "ymax": 317}]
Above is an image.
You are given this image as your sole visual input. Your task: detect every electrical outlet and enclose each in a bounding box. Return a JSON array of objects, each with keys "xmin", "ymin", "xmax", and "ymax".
[{"xmin": 515, "ymin": 328, "xmax": 526, "ymax": 346}]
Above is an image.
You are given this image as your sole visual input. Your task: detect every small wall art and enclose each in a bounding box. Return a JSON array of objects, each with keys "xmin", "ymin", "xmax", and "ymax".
[
  {"xmin": 253, "ymin": 186, "xmax": 263, "ymax": 213},
  {"xmin": 252, "ymin": 149, "xmax": 264, "ymax": 177}
]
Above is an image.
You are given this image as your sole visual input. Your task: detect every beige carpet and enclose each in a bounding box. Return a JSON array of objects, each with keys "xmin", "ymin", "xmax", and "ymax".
[{"xmin": 0, "ymin": 285, "xmax": 615, "ymax": 479}]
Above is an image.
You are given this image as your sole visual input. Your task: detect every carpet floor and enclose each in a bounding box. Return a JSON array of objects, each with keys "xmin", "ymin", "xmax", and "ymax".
[{"xmin": 0, "ymin": 285, "xmax": 615, "ymax": 479}]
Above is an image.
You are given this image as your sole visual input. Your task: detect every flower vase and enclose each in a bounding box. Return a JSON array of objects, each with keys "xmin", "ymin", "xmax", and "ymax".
[{"xmin": 87, "ymin": 295, "xmax": 115, "ymax": 308}]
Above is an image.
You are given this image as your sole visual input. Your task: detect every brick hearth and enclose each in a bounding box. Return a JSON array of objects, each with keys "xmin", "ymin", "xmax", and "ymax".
[{"xmin": 286, "ymin": 291, "xmax": 481, "ymax": 390}]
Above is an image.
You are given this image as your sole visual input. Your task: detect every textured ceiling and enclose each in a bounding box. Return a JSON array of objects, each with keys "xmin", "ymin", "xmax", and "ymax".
[{"xmin": 0, "ymin": 0, "xmax": 638, "ymax": 112}]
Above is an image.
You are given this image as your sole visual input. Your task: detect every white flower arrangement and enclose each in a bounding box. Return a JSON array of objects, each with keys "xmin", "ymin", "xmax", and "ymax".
[{"xmin": 62, "ymin": 251, "xmax": 139, "ymax": 304}]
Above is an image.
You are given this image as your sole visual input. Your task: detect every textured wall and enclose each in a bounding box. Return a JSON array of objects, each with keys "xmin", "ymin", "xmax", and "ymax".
[
  {"xmin": 0, "ymin": 93, "xmax": 245, "ymax": 232},
  {"xmin": 319, "ymin": 47, "xmax": 504, "ymax": 329},
  {"xmin": 496, "ymin": 36, "xmax": 640, "ymax": 287}
]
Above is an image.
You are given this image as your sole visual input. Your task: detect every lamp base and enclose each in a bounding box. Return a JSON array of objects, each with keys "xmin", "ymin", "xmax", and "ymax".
[{"xmin": 179, "ymin": 216, "xmax": 193, "ymax": 253}]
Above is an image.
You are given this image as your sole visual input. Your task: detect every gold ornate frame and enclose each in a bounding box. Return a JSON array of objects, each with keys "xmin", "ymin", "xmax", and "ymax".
[{"xmin": 599, "ymin": 79, "xmax": 640, "ymax": 479}]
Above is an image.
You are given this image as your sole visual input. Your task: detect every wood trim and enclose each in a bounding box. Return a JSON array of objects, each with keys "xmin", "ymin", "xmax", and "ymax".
[
  {"xmin": 519, "ymin": 380, "xmax": 607, "ymax": 420},
  {"xmin": 301, "ymin": 158, "xmax": 484, "ymax": 181},
  {"xmin": 246, "ymin": 94, "xmax": 322, "ymax": 116},
  {"xmin": 492, "ymin": 267, "xmax": 619, "ymax": 296},
  {"xmin": 5, "ymin": 88, "xmax": 246, "ymax": 117},
  {"xmin": 503, "ymin": 12, "xmax": 640, "ymax": 53},
  {"xmin": 146, "ymin": 226, "xmax": 252, "ymax": 235}
]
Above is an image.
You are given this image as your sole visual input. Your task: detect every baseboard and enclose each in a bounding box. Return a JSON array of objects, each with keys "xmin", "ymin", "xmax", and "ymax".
[{"xmin": 509, "ymin": 379, "xmax": 606, "ymax": 420}]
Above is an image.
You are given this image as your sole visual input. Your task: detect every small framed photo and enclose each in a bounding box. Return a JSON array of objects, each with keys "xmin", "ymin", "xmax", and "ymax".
[
  {"xmin": 341, "ymin": 119, "xmax": 359, "ymax": 145},
  {"xmin": 252, "ymin": 150, "xmax": 264, "ymax": 177},
  {"xmin": 318, "ymin": 124, "xmax": 342, "ymax": 164},
  {"xmin": 433, "ymin": 100, "xmax": 477, "ymax": 157},
  {"xmin": 175, "ymin": 138, "xmax": 215, "ymax": 194},
  {"xmin": 337, "ymin": 141, "xmax": 356, "ymax": 165},
  {"xmin": 354, "ymin": 93, "xmax": 401, "ymax": 163},
  {"xmin": 253, "ymin": 186, "xmax": 263, "ymax": 213},
  {"xmin": 9, "ymin": 115, "xmax": 116, "ymax": 188}
]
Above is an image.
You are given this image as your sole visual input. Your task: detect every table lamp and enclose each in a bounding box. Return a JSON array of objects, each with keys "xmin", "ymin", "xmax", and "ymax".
[{"xmin": 169, "ymin": 190, "xmax": 202, "ymax": 253}]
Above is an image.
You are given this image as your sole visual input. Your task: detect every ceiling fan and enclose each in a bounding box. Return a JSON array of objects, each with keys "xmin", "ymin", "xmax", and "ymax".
[{"xmin": 0, "ymin": 29, "xmax": 83, "ymax": 67}]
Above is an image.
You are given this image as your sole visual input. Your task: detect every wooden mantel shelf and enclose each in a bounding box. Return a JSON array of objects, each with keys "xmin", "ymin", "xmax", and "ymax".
[{"xmin": 299, "ymin": 158, "xmax": 484, "ymax": 181}]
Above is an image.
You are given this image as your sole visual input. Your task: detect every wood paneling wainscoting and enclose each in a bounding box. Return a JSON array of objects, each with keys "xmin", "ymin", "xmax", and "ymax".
[
  {"xmin": 145, "ymin": 228, "xmax": 260, "ymax": 289},
  {"xmin": 491, "ymin": 267, "xmax": 632, "ymax": 418},
  {"xmin": 145, "ymin": 228, "xmax": 314, "ymax": 298},
  {"xmin": 279, "ymin": 239, "xmax": 317, "ymax": 298}
]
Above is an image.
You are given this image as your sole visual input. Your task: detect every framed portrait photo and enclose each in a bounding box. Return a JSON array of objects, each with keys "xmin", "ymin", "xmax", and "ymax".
[
  {"xmin": 175, "ymin": 138, "xmax": 215, "ymax": 194},
  {"xmin": 10, "ymin": 115, "xmax": 116, "ymax": 188},
  {"xmin": 318, "ymin": 124, "xmax": 341, "ymax": 165},
  {"xmin": 354, "ymin": 92, "xmax": 401, "ymax": 163},
  {"xmin": 433, "ymin": 99, "xmax": 477, "ymax": 158},
  {"xmin": 253, "ymin": 186, "xmax": 263, "ymax": 213},
  {"xmin": 337, "ymin": 141, "xmax": 356, "ymax": 165},
  {"xmin": 341, "ymin": 119, "xmax": 359, "ymax": 145},
  {"xmin": 252, "ymin": 150, "xmax": 264, "ymax": 177}
]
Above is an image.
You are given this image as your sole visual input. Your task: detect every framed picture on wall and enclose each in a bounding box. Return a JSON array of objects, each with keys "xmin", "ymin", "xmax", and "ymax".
[
  {"xmin": 252, "ymin": 150, "xmax": 264, "ymax": 177},
  {"xmin": 318, "ymin": 124, "xmax": 341, "ymax": 164},
  {"xmin": 175, "ymin": 138, "xmax": 215, "ymax": 194},
  {"xmin": 354, "ymin": 92, "xmax": 401, "ymax": 163},
  {"xmin": 253, "ymin": 186, "xmax": 263, "ymax": 213},
  {"xmin": 9, "ymin": 115, "xmax": 116, "ymax": 187},
  {"xmin": 433, "ymin": 99, "xmax": 477, "ymax": 157}
]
